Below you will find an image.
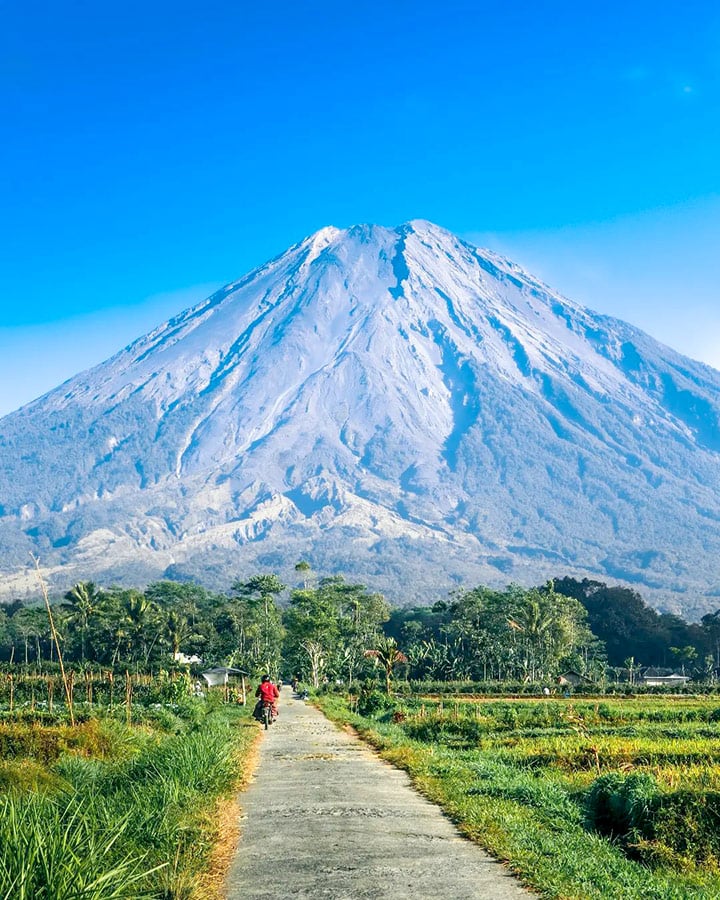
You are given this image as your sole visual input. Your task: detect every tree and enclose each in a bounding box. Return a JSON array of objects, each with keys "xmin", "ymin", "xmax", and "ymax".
[
  {"xmin": 364, "ymin": 636, "xmax": 408, "ymax": 694},
  {"xmin": 670, "ymin": 645, "xmax": 698, "ymax": 676},
  {"xmin": 165, "ymin": 610, "xmax": 190, "ymax": 658},
  {"xmin": 701, "ymin": 610, "xmax": 720, "ymax": 669},
  {"xmin": 553, "ymin": 577, "xmax": 670, "ymax": 666},
  {"xmin": 508, "ymin": 589, "xmax": 556, "ymax": 681},
  {"xmin": 62, "ymin": 581, "xmax": 103, "ymax": 663},
  {"xmin": 232, "ymin": 574, "xmax": 286, "ymax": 673},
  {"xmin": 282, "ymin": 582, "xmax": 341, "ymax": 685},
  {"xmin": 300, "ymin": 640, "xmax": 326, "ymax": 688},
  {"xmin": 330, "ymin": 577, "xmax": 389, "ymax": 687},
  {"xmin": 294, "ymin": 561, "xmax": 313, "ymax": 590},
  {"xmin": 10, "ymin": 607, "xmax": 49, "ymax": 666}
]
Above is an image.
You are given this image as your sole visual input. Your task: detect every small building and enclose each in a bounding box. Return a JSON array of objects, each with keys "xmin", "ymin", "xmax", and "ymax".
[
  {"xmin": 174, "ymin": 652, "xmax": 203, "ymax": 665},
  {"xmin": 640, "ymin": 667, "xmax": 690, "ymax": 687},
  {"xmin": 557, "ymin": 669, "xmax": 594, "ymax": 687},
  {"xmin": 201, "ymin": 666, "xmax": 250, "ymax": 704},
  {"xmin": 201, "ymin": 666, "xmax": 249, "ymax": 687}
]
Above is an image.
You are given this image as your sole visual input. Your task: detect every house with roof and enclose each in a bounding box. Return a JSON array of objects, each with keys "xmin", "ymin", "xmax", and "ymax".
[{"xmin": 640, "ymin": 667, "xmax": 690, "ymax": 687}]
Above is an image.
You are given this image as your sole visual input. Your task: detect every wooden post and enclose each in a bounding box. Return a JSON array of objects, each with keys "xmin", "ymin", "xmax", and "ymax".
[
  {"xmin": 108, "ymin": 671, "xmax": 114, "ymax": 710},
  {"xmin": 241, "ymin": 675, "xmax": 247, "ymax": 706},
  {"xmin": 9, "ymin": 674, "xmax": 14, "ymax": 713},
  {"xmin": 125, "ymin": 670, "xmax": 132, "ymax": 725}
]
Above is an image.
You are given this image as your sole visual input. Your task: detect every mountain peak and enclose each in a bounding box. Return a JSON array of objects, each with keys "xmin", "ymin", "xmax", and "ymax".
[{"xmin": 1, "ymin": 222, "xmax": 720, "ymax": 617}]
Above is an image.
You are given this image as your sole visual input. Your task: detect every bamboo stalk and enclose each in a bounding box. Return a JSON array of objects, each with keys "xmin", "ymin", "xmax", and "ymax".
[{"xmin": 31, "ymin": 555, "xmax": 75, "ymax": 726}]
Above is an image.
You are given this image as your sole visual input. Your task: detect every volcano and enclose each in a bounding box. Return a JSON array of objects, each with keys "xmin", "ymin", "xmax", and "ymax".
[{"xmin": 2, "ymin": 220, "xmax": 720, "ymax": 616}]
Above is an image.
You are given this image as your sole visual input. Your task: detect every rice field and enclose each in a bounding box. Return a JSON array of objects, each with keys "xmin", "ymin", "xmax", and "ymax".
[{"xmin": 319, "ymin": 692, "xmax": 720, "ymax": 899}]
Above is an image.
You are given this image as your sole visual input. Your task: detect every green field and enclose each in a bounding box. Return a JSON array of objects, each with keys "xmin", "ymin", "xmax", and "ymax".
[
  {"xmin": 319, "ymin": 692, "xmax": 720, "ymax": 899},
  {"xmin": 0, "ymin": 689, "xmax": 258, "ymax": 900}
]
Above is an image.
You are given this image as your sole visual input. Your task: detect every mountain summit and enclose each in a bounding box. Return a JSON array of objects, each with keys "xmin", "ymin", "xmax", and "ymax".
[{"xmin": 2, "ymin": 220, "xmax": 720, "ymax": 616}]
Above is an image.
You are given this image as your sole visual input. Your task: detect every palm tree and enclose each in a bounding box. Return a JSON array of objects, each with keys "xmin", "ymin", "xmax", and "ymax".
[
  {"xmin": 117, "ymin": 590, "xmax": 156, "ymax": 665},
  {"xmin": 166, "ymin": 610, "xmax": 190, "ymax": 658},
  {"xmin": 364, "ymin": 636, "xmax": 408, "ymax": 694},
  {"xmin": 63, "ymin": 581, "xmax": 103, "ymax": 663},
  {"xmin": 508, "ymin": 593, "xmax": 555, "ymax": 681}
]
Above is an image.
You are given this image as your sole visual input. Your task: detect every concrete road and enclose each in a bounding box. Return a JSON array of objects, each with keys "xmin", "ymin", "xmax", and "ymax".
[{"xmin": 226, "ymin": 691, "xmax": 537, "ymax": 899}]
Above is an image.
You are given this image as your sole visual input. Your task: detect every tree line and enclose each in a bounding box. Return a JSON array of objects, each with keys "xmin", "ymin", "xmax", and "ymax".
[{"xmin": 1, "ymin": 566, "xmax": 719, "ymax": 684}]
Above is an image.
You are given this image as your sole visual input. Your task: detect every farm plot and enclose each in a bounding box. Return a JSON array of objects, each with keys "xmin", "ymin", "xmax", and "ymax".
[{"xmin": 319, "ymin": 693, "xmax": 720, "ymax": 899}]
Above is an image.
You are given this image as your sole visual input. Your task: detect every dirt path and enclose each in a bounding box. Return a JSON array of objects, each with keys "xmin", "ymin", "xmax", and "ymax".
[{"xmin": 225, "ymin": 691, "xmax": 537, "ymax": 899}]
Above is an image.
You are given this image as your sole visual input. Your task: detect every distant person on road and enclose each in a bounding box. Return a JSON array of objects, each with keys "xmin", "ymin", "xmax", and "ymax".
[{"xmin": 255, "ymin": 674, "xmax": 280, "ymax": 720}]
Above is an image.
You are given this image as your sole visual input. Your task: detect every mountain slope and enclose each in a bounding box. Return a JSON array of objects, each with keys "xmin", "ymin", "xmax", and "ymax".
[{"xmin": 2, "ymin": 220, "xmax": 720, "ymax": 616}]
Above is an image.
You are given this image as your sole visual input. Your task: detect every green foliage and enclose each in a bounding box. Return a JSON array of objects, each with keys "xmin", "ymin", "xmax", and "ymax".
[
  {"xmin": 231, "ymin": 573, "xmax": 286, "ymax": 674},
  {"xmin": 390, "ymin": 582, "xmax": 602, "ymax": 684},
  {"xmin": 318, "ymin": 692, "xmax": 720, "ymax": 898},
  {"xmin": 585, "ymin": 772, "xmax": 660, "ymax": 848},
  {"xmin": 0, "ymin": 700, "xmax": 257, "ymax": 898},
  {"xmin": 282, "ymin": 576, "xmax": 389, "ymax": 688},
  {"xmin": 586, "ymin": 771, "xmax": 720, "ymax": 868},
  {"xmin": 0, "ymin": 793, "xmax": 163, "ymax": 899},
  {"xmin": 357, "ymin": 681, "xmax": 394, "ymax": 716},
  {"xmin": 553, "ymin": 576, "xmax": 711, "ymax": 669}
]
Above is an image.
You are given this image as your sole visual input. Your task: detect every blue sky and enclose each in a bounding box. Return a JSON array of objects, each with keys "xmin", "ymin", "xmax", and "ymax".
[{"xmin": 1, "ymin": 0, "xmax": 719, "ymax": 415}]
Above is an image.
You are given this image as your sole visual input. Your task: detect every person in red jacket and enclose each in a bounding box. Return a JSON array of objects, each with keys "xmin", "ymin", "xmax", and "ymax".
[{"xmin": 255, "ymin": 674, "xmax": 280, "ymax": 720}]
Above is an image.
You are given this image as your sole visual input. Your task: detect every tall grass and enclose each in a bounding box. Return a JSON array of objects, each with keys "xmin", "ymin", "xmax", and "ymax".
[
  {"xmin": 0, "ymin": 793, "xmax": 163, "ymax": 900},
  {"xmin": 0, "ymin": 704, "xmax": 257, "ymax": 899}
]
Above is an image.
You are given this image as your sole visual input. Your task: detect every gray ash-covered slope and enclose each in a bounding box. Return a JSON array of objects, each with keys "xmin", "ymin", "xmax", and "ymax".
[{"xmin": 2, "ymin": 220, "xmax": 720, "ymax": 616}]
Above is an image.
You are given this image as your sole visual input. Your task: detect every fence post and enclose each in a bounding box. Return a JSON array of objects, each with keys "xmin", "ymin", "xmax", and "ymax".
[{"xmin": 125, "ymin": 670, "xmax": 132, "ymax": 725}]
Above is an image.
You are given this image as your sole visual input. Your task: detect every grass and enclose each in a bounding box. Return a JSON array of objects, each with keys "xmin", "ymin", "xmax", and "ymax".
[
  {"xmin": 317, "ymin": 693, "xmax": 720, "ymax": 899},
  {"xmin": 0, "ymin": 697, "xmax": 261, "ymax": 899}
]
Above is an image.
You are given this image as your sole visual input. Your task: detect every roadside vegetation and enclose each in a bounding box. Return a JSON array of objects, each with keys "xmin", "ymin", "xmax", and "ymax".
[{"xmin": 0, "ymin": 690, "xmax": 258, "ymax": 900}]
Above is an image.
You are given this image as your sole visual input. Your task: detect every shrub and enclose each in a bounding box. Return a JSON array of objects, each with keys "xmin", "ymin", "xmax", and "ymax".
[
  {"xmin": 585, "ymin": 772, "xmax": 659, "ymax": 850},
  {"xmin": 357, "ymin": 684, "xmax": 393, "ymax": 716}
]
